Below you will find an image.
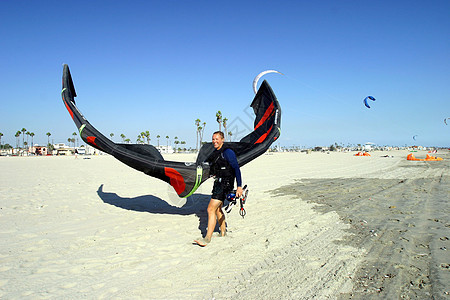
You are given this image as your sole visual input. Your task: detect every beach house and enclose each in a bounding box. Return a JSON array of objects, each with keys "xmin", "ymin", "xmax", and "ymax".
[
  {"xmin": 28, "ymin": 146, "xmax": 49, "ymax": 156},
  {"xmin": 156, "ymin": 145, "xmax": 174, "ymax": 154}
]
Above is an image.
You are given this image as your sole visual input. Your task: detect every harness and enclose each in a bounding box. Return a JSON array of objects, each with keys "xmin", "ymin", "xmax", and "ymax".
[{"xmin": 208, "ymin": 147, "xmax": 234, "ymax": 180}]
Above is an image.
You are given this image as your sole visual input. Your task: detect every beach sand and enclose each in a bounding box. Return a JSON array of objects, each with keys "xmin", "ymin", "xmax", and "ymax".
[{"xmin": 0, "ymin": 150, "xmax": 448, "ymax": 299}]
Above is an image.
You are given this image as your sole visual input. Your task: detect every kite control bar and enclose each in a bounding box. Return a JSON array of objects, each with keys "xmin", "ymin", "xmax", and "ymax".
[
  {"xmin": 224, "ymin": 185, "xmax": 248, "ymax": 218},
  {"xmin": 239, "ymin": 186, "xmax": 249, "ymax": 218}
]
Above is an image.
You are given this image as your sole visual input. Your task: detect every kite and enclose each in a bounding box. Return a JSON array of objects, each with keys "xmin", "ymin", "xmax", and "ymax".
[
  {"xmin": 445, "ymin": 118, "xmax": 449, "ymax": 125},
  {"xmin": 253, "ymin": 70, "xmax": 283, "ymax": 94},
  {"xmin": 363, "ymin": 96, "xmax": 376, "ymax": 108},
  {"xmin": 407, "ymin": 153, "xmax": 443, "ymax": 161},
  {"xmin": 413, "ymin": 135, "xmax": 418, "ymax": 141},
  {"xmin": 61, "ymin": 64, "xmax": 281, "ymax": 198}
]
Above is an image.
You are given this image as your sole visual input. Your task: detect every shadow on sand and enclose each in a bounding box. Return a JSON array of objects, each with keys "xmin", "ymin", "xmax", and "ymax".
[{"xmin": 97, "ymin": 184, "xmax": 212, "ymax": 236}]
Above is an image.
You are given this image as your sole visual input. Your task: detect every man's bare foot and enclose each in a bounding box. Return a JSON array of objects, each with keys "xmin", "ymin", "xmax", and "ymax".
[{"xmin": 194, "ymin": 237, "xmax": 211, "ymax": 247}]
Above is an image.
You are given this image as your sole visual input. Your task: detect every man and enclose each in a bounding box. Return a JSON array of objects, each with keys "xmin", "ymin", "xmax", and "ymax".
[{"xmin": 194, "ymin": 131, "xmax": 243, "ymax": 247}]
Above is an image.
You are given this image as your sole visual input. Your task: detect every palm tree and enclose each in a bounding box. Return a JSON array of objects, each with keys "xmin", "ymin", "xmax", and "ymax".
[
  {"xmin": 195, "ymin": 119, "xmax": 201, "ymax": 152},
  {"xmin": 200, "ymin": 122, "xmax": 206, "ymax": 147},
  {"xmin": 110, "ymin": 133, "xmax": 114, "ymax": 141},
  {"xmin": 223, "ymin": 117, "xmax": 228, "ymax": 140},
  {"xmin": 174, "ymin": 136, "xmax": 178, "ymax": 153},
  {"xmin": 26, "ymin": 131, "xmax": 30, "ymax": 150},
  {"xmin": 0, "ymin": 132, "xmax": 3, "ymax": 147},
  {"xmin": 137, "ymin": 135, "xmax": 143, "ymax": 144},
  {"xmin": 30, "ymin": 132, "xmax": 35, "ymax": 149},
  {"xmin": 198, "ymin": 126, "xmax": 203, "ymax": 149},
  {"xmin": 72, "ymin": 132, "xmax": 77, "ymax": 147},
  {"xmin": 144, "ymin": 131, "xmax": 150, "ymax": 144},
  {"xmin": 120, "ymin": 133, "xmax": 126, "ymax": 143},
  {"xmin": 15, "ymin": 131, "xmax": 21, "ymax": 149},
  {"xmin": 216, "ymin": 111, "xmax": 222, "ymax": 131},
  {"xmin": 157, "ymin": 135, "xmax": 160, "ymax": 147},
  {"xmin": 21, "ymin": 128, "xmax": 26, "ymax": 148},
  {"xmin": 228, "ymin": 131, "xmax": 233, "ymax": 141},
  {"xmin": 124, "ymin": 138, "xmax": 130, "ymax": 144},
  {"xmin": 166, "ymin": 135, "xmax": 169, "ymax": 148},
  {"xmin": 46, "ymin": 132, "xmax": 51, "ymax": 147}
]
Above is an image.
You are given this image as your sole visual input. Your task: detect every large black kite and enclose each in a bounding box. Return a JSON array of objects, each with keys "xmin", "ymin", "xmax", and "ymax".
[{"xmin": 61, "ymin": 64, "xmax": 281, "ymax": 197}]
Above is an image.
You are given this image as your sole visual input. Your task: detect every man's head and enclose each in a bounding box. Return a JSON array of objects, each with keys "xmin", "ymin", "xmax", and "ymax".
[{"xmin": 212, "ymin": 131, "xmax": 224, "ymax": 149}]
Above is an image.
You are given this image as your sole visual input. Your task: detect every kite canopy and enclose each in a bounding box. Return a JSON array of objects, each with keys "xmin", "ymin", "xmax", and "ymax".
[
  {"xmin": 407, "ymin": 153, "xmax": 443, "ymax": 161},
  {"xmin": 61, "ymin": 64, "xmax": 281, "ymax": 198},
  {"xmin": 354, "ymin": 152, "xmax": 371, "ymax": 156},
  {"xmin": 445, "ymin": 118, "xmax": 449, "ymax": 125},
  {"xmin": 363, "ymin": 96, "xmax": 376, "ymax": 108}
]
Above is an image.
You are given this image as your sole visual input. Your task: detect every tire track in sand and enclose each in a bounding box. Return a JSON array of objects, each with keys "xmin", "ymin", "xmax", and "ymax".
[
  {"xmin": 215, "ymin": 223, "xmax": 363, "ymax": 299},
  {"xmin": 271, "ymin": 153, "xmax": 449, "ymax": 299}
]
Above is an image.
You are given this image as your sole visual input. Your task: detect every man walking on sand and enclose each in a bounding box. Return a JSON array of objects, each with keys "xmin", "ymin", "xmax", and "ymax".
[{"xmin": 194, "ymin": 131, "xmax": 243, "ymax": 247}]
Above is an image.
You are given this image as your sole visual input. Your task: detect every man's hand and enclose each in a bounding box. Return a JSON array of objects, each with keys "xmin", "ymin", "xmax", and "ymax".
[{"xmin": 236, "ymin": 186, "xmax": 243, "ymax": 198}]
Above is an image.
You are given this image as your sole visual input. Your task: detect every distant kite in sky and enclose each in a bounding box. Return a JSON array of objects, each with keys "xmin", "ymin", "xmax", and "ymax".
[
  {"xmin": 445, "ymin": 118, "xmax": 449, "ymax": 125},
  {"xmin": 253, "ymin": 70, "xmax": 283, "ymax": 94},
  {"xmin": 413, "ymin": 135, "xmax": 418, "ymax": 141},
  {"xmin": 363, "ymin": 96, "xmax": 376, "ymax": 108},
  {"xmin": 61, "ymin": 64, "xmax": 281, "ymax": 198}
]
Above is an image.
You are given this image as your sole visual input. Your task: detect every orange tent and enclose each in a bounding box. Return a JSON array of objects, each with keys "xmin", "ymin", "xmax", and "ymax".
[{"xmin": 407, "ymin": 153, "xmax": 443, "ymax": 161}]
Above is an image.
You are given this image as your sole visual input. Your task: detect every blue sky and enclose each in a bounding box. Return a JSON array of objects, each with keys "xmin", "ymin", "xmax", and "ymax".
[{"xmin": 1, "ymin": 0, "xmax": 448, "ymax": 148}]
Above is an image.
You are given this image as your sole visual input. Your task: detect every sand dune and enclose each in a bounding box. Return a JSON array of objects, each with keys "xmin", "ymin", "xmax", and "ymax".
[{"xmin": 0, "ymin": 150, "xmax": 448, "ymax": 299}]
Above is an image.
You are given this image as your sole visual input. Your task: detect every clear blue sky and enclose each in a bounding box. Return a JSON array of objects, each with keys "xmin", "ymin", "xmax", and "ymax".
[{"xmin": 1, "ymin": 0, "xmax": 449, "ymax": 148}]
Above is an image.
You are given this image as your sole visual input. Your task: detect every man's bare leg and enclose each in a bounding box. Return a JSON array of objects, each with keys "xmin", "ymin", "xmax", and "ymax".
[
  {"xmin": 205, "ymin": 198, "xmax": 223, "ymax": 242},
  {"xmin": 216, "ymin": 204, "xmax": 226, "ymax": 236}
]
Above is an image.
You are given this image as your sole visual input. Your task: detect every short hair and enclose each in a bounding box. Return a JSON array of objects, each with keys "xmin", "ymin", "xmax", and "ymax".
[{"xmin": 212, "ymin": 131, "xmax": 224, "ymax": 139}]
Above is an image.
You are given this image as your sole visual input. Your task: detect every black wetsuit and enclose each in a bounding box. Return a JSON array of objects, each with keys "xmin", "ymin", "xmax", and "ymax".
[{"xmin": 208, "ymin": 147, "xmax": 242, "ymax": 201}]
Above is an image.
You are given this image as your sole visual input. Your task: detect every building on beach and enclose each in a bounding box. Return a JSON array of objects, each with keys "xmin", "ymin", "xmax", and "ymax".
[
  {"xmin": 28, "ymin": 145, "xmax": 49, "ymax": 156},
  {"xmin": 156, "ymin": 145, "xmax": 174, "ymax": 154}
]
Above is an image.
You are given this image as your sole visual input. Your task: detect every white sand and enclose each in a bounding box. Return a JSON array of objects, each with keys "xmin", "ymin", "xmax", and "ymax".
[{"xmin": 0, "ymin": 150, "xmax": 447, "ymax": 298}]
